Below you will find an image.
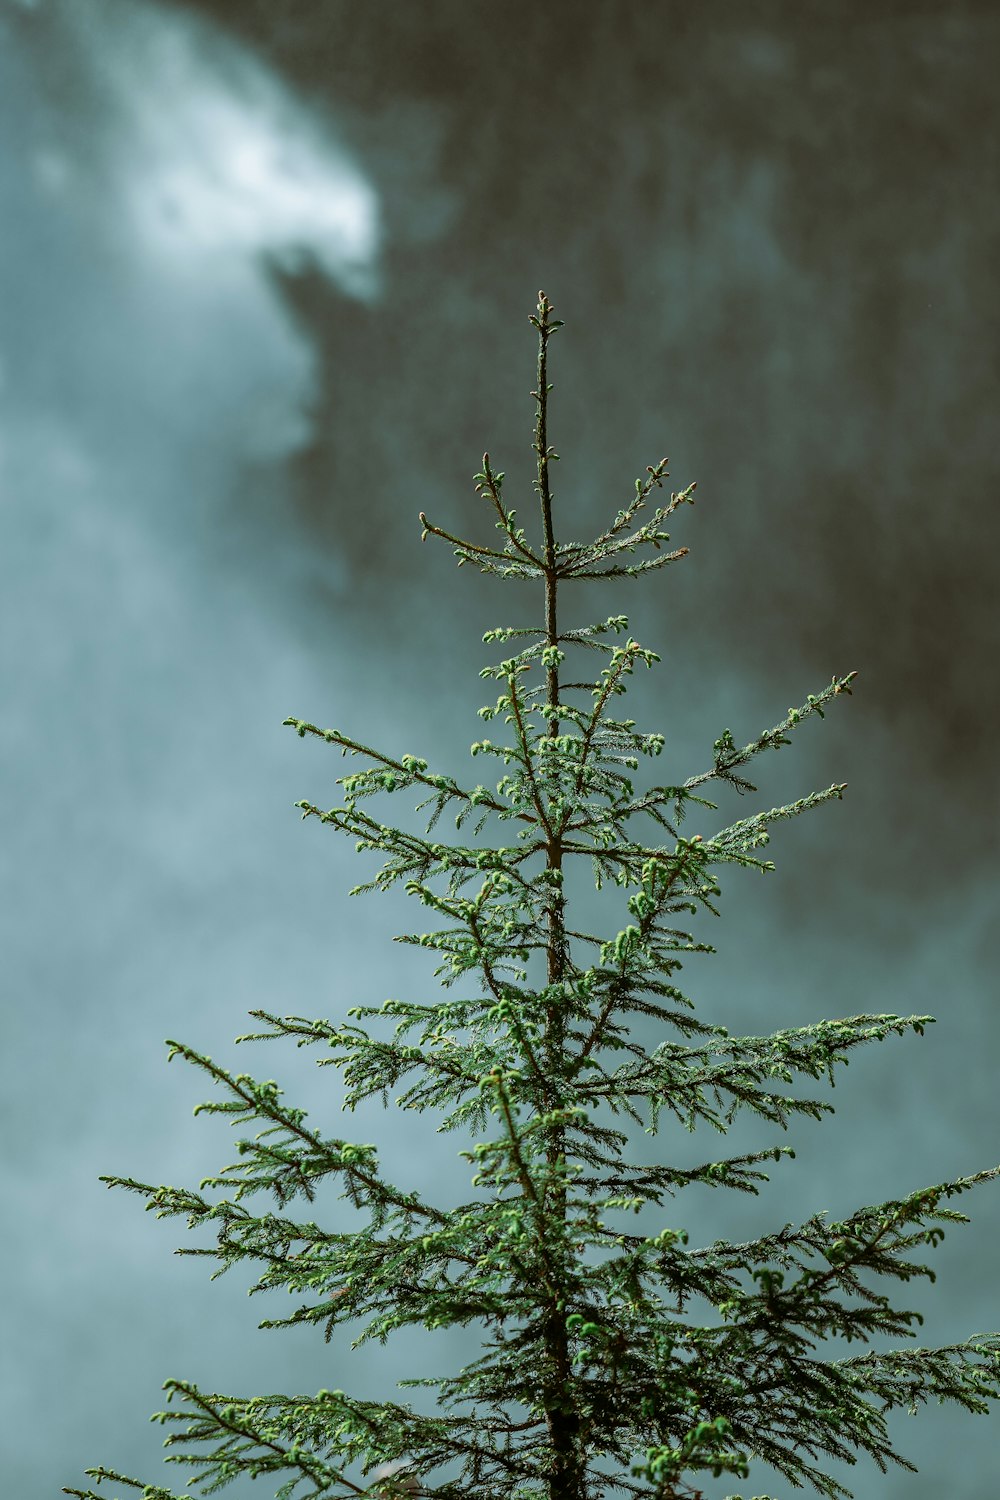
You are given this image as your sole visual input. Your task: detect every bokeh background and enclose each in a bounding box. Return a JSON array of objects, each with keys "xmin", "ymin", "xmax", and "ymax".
[{"xmin": 2, "ymin": 0, "xmax": 998, "ymax": 1496}]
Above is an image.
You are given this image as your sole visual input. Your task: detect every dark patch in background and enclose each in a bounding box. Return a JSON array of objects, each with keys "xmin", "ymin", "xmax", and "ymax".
[{"xmin": 2, "ymin": 1, "xmax": 997, "ymax": 1496}]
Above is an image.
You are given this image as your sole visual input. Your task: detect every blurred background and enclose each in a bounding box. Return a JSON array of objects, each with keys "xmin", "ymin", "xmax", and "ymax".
[{"xmin": 2, "ymin": 1, "xmax": 998, "ymax": 1496}]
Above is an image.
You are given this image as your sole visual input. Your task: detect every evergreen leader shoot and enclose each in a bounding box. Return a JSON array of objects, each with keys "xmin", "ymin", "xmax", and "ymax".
[{"xmin": 67, "ymin": 294, "xmax": 1000, "ymax": 1500}]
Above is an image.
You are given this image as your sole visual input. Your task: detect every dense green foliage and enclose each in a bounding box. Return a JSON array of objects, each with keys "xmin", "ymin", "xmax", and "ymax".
[{"xmin": 66, "ymin": 295, "xmax": 1000, "ymax": 1500}]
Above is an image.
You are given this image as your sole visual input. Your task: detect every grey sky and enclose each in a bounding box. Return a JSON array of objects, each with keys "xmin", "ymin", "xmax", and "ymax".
[{"xmin": 2, "ymin": 2, "xmax": 998, "ymax": 1497}]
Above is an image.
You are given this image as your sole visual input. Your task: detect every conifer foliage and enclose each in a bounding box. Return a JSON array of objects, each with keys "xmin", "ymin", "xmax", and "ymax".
[{"xmin": 67, "ymin": 294, "xmax": 1000, "ymax": 1500}]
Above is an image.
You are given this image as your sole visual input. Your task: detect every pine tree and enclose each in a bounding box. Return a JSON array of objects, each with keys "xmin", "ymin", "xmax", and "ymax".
[{"xmin": 66, "ymin": 293, "xmax": 1000, "ymax": 1500}]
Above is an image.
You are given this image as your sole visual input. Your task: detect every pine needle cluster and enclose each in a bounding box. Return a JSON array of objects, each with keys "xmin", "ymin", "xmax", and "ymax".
[{"xmin": 66, "ymin": 294, "xmax": 1000, "ymax": 1500}]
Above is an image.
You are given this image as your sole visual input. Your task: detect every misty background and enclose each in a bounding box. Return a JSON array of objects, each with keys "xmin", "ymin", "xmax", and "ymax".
[{"xmin": 2, "ymin": 1, "xmax": 998, "ymax": 1496}]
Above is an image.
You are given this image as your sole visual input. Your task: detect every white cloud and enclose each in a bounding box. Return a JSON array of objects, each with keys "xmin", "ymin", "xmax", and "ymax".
[{"xmin": 60, "ymin": 0, "xmax": 380, "ymax": 298}]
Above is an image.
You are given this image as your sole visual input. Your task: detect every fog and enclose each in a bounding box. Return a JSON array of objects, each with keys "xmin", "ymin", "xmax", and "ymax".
[{"xmin": 2, "ymin": 2, "xmax": 998, "ymax": 1497}]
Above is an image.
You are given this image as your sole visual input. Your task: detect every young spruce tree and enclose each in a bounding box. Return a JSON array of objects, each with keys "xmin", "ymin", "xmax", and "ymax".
[{"xmin": 67, "ymin": 294, "xmax": 1000, "ymax": 1500}]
